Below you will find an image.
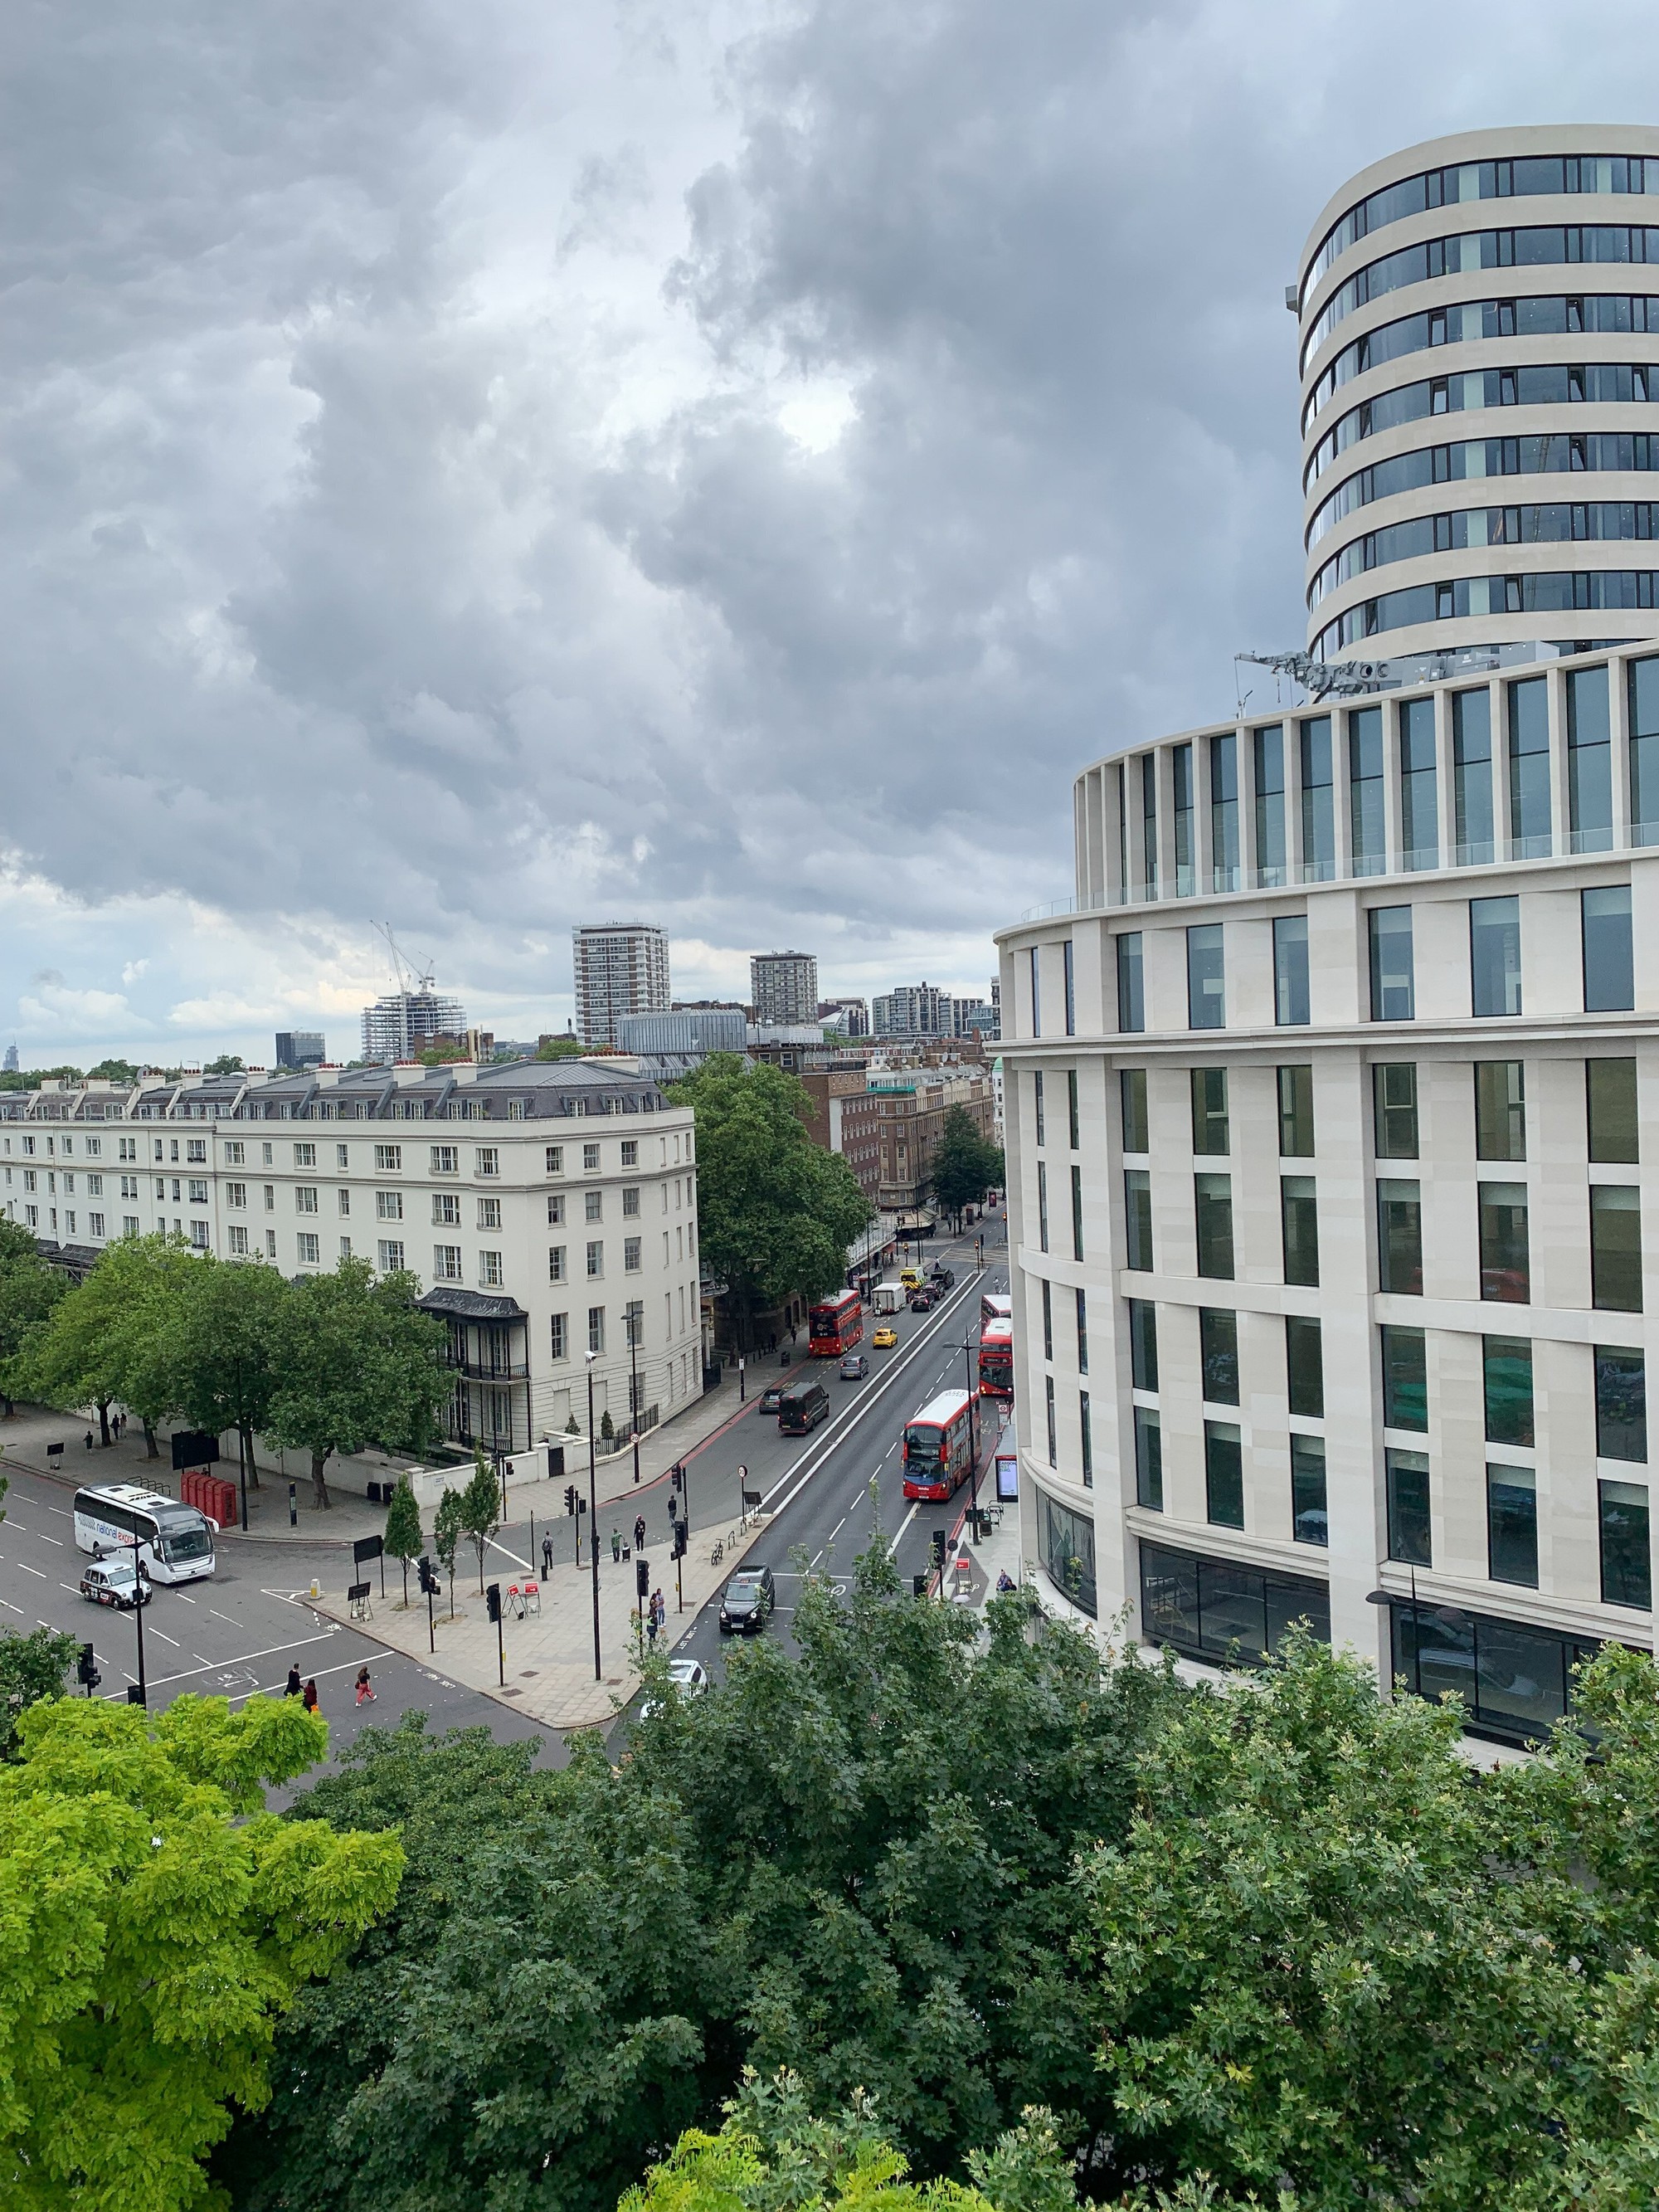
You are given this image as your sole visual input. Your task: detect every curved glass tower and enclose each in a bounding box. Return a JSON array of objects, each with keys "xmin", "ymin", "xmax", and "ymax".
[{"xmin": 1299, "ymin": 128, "xmax": 1659, "ymax": 661}]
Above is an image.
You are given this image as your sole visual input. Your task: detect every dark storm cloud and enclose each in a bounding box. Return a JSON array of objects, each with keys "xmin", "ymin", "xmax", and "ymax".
[{"xmin": 6, "ymin": 0, "xmax": 1659, "ymax": 1050}]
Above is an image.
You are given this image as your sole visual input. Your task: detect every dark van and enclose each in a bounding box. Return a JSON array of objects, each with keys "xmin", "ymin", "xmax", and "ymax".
[{"xmin": 778, "ymin": 1380, "xmax": 831, "ymax": 1435}]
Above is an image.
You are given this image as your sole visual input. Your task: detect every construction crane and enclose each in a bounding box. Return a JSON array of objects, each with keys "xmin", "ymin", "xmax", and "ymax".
[
  {"xmin": 1236, "ymin": 641, "xmax": 1525, "ymax": 704},
  {"xmin": 370, "ymin": 920, "xmax": 435, "ymax": 996}
]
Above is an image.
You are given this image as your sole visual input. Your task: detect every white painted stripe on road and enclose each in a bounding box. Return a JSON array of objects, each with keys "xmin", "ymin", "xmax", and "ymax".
[
  {"xmin": 147, "ymin": 1629, "xmax": 180, "ymax": 1647},
  {"xmin": 222, "ymin": 1647, "xmax": 397, "ymax": 1707},
  {"xmin": 17, "ymin": 1563, "xmax": 45, "ymax": 1580},
  {"xmin": 34, "ymin": 1533, "xmax": 64, "ymax": 1547},
  {"xmin": 140, "ymin": 1625, "xmax": 344, "ymax": 1689}
]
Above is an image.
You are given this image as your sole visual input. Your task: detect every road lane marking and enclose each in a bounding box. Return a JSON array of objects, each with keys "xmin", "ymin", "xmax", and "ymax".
[
  {"xmin": 17, "ymin": 1564, "xmax": 46, "ymax": 1580},
  {"xmin": 209, "ymin": 1609, "xmax": 237, "ymax": 1624},
  {"xmin": 46, "ymin": 1506, "xmax": 69, "ymax": 1518},
  {"xmin": 34, "ymin": 1534, "xmax": 64, "ymax": 1547},
  {"xmin": 147, "ymin": 1629, "xmax": 180, "ymax": 1647},
  {"xmin": 141, "ymin": 1627, "xmax": 344, "ymax": 1688},
  {"xmin": 0, "ymin": 1601, "xmax": 23, "ymax": 1616},
  {"xmin": 222, "ymin": 1647, "xmax": 399, "ymax": 1707},
  {"xmin": 175, "ymin": 1592, "xmax": 197, "ymax": 1603}
]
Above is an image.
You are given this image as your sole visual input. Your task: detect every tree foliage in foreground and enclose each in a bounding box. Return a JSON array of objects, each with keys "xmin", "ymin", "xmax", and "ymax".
[
  {"xmin": 0, "ymin": 1694, "xmax": 402, "ymax": 2212},
  {"xmin": 926, "ymin": 1106, "xmax": 1005, "ymax": 1226},
  {"xmin": 0, "ymin": 1625, "xmax": 80, "ymax": 1760}
]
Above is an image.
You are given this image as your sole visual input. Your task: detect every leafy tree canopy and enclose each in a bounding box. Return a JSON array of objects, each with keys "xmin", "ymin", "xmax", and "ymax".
[
  {"xmin": 0, "ymin": 1693, "xmax": 402, "ymax": 2212},
  {"xmin": 0, "ymin": 1230, "xmax": 67, "ymax": 1411},
  {"xmin": 85, "ymin": 1058, "xmax": 142, "ymax": 1085},
  {"xmin": 202, "ymin": 1054, "xmax": 245, "ymax": 1076},
  {"xmin": 166, "ymin": 1255, "xmax": 292, "ymax": 1495},
  {"xmin": 382, "ymin": 1474, "xmax": 423, "ymax": 1605},
  {"xmin": 535, "ymin": 1035, "xmax": 586, "ymax": 1060},
  {"xmin": 667, "ymin": 1056, "xmax": 872, "ymax": 1346},
  {"xmin": 0, "ymin": 1626, "xmax": 79, "ymax": 1760},
  {"xmin": 265, "ymin": 1256, "xmax": 448, "ymax": 1508},
  {"xmin": 927, "ymin": 1107, "xmax": 1004, "ymax": 1225}
]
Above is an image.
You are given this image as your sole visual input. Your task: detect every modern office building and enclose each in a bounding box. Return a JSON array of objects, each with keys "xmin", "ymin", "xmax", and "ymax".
[
  {"xmin": 275, "ymin": 1031, "xmax": 326, "ymax": 1069},
  {"xmin": 360, "ymin": 988, "xmax": 468, "ymax": 1065},
  {"xmin": 998, "ymin": 128, "xmax": 1659, "ymax": 1750},
  {"xmin": 1300, "ymin": 126, "xmax": 1659, "ymax": 664},
  {"xmin": 820, "ymin": 997, "xmax": 871, "ymax": 1038},
  {"xmin": 0, "ymin": 1060, "xmax": 703, "ymax": 1453},
  {"xmin": 873, "ymin": 982, "xmax": 951, "ymax": 1039},
  {"xmin": 618, "ymin": 1007, "xmax": 747, "ymax": 1056},
  {"xmin": 574, "ymin": 924, "xmax": 669, "ymax": 1048},
  {"xmin": 751, "ymin": 951, "xmax": 820, "ymax": 1026}
]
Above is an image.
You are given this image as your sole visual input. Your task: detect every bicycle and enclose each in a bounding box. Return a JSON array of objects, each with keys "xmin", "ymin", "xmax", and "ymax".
[{"xmin": 710, "ymin": 1538, "xmax": 724, "ymax": 1566}]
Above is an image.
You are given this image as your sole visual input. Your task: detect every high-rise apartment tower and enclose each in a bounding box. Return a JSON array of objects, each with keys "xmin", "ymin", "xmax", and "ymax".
[
  {"xmin": 750, "ymin": 951, "xmax": 820, "ymax": 1026},
  {"xmin": 574, "ymin": 924, "xmax": 669, "ymax": 1047}
]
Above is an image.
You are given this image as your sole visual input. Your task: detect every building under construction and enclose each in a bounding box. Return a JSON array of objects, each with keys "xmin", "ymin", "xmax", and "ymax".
[{"xmin": 360, "ymin": 925, "xmax": 466, "ymax": 1062}]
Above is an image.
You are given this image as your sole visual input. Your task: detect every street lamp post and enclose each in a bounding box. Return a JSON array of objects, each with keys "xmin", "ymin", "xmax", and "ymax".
[
  {"xmin": 952, "ymin": 1334, "xmax": 983, "ymax": 1543},
  {"xmin": 585, "ymin": 1352, "xmax": 601, "ymax": 1682},
  {"xmin": 127, "ymin": 1529, "xmax": 148, "ymax": 1706},
  {"xmin": 629, "ymin": 1316, "xmax": 641, "ymax": 1486}
]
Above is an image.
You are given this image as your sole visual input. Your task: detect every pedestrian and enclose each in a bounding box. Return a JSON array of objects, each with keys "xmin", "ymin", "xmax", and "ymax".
[
  {"xmin": 284, "ymin": 1664, "xmax": 302, "ymax": 1697},
  {"xmin": 541, "ymin": 1533, "xmax": 554, "ymax": 1579},
  {"xmin": 633, "ymin": 1513, "xmax": 645, "ymax": 1552},
  {"xmin": 652, "ymin": 1588, "xmax": 664, "ymax": 1633},
  {"xmin": 301, "ymin": 1678, "xmax": 319, "ymax": 1713},
  {"xmin": 645, "ymin": 1609, "xmax": 658, "ymax": 1648},
  {"xmin": 611, "ymin": 1527, "xmax": 621, "ymax": 1562},
  {"xmin": 84, "ymin": 1430, "xmax": 94, "ymax": 1451},
  {"xmin": 354, "ymin": 1664, "xmax": 376, "ymax": 1705}
]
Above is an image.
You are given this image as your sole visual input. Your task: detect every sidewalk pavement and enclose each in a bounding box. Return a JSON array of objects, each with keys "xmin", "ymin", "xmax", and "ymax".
[{"xmin": 312, "ymin": 1513, "xmax": 771, "ymax": 1732}]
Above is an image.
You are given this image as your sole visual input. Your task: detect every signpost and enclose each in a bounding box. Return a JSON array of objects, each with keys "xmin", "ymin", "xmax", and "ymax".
[{"xmin": 353, "ymin": 1532, "xmax": 385, "ymax": 1600}]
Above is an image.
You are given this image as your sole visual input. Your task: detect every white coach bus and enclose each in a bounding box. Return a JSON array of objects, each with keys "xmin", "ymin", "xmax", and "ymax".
[{"xmin": 71, "ymin": 1484, "xmax": 216, "ymax": 1586}]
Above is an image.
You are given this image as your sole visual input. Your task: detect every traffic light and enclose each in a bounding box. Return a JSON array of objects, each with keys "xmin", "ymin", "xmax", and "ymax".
[
  {"xmin": 76, "ymin": 1642, "xmax": 100, "ymax": 1693},
  {"xmin": 931, "ymin": 1528, "xmax": 947, "ymax": 1567},
  {"xmin": 485, "ymin": 1582, "xmax": 502, "ymax": 1624},
  {"xmin": 417, "ymin": 1555, "xmax": 439, "ymax": 1596},
  {"xmin": 673, "ymin": 1519, "xmax": 688, "ymax": 1559},
  {"xmin": 635, "ymin": 1557, "xmax": 650, "ymax": 1598},
  {"xmin": 912, "ymin": 1572, "xmax": 928, "ymax": 1598},
  {"xmin": 564, "ymin": 1484, "xmax": 578, "ymax": 1517}
]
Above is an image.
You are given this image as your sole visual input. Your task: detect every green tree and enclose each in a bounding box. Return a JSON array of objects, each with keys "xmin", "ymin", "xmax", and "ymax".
[
  {"xmin": 459, "ymin": 1446, "xmax": 501, "ymax": 1594},
  {"xmin": 667, "ymin": 1055, "xmax": 872, "ymax": 1350},
  {"xmin": 416, "ymin": 1041, "xmax": 469, "ymax": 1065},
  {"xmin": 431, "ymin": 1486, "xmax": 465, "ymax": 1616},
  {"xmin": 0, "ymin": 1230, "xmax": 66, "ymax": 1416},
  {"xmin": 535, "ymin": 1035, "xmax": 586, "ymax": 1061},
  {"xmin": 91, "ymin": 1234, "xmax": 201, "ymax": 1458},
  {"xmin": 202, "ymin": 1053, "xmax": 245, "ymax": 1075},
  {"xmin": 382, "ymin": 1476, "xmax": 423, "ymax": 1607},
  {"xmin": 927, "ymin": 1107, "xmax": 1005, "ymax": 1229},
  {"xmin": 265, "ymin": 1257, "xmax": 448, "ymax": 1508},
  {"xmin": 0, "ymin": 1625, "xmax": 80, "ymax": 1759},
  {"xmin": 85, "ymin": 1058, "xmax": 141, "ymax": 1085},
  {"xmin": 13, "ymin": 1253, "xmax": 129, "ymax": 1445},
  {"xmin": 0, "ymin": 1691, "xmax": 402, "ymax": 2212},
  {"xmin": 167, "ymin": 1256, "xmax": 291, "ymax": 1501}
]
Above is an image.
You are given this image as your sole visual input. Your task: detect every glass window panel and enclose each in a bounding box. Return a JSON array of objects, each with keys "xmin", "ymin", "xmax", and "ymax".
[
  {"xmin": 1042, "ymin": 1279, "xmax": 1053, "ymax": 1361},
  {"xmin": 1116, "ymin": 934, "xmax": 1144, "ymax": 1033},
  {"xmin": 1349, "ymin": 706, "xmax": 1385, "ymax": 875},
  {"xmin": 1399, "ymin": 696, "xmax": 1438, "ymax": 867},
  {"xmin": 1129, "ymin": 1298, "xmax": 1159, "ymax": 1391},
  {"xmin": 1282, "ymin": 1177, "xmax": 1320, "ymax": 1287},
  {"xmin": 1583, "ymin": 885, "xmax": 1634, "ymax": 1011},
  {"xmin": 1273, "ymin": 915, "xmax": 1310, "ymax": 1026},
  {"xmin": 1190, "ymin": 1068, "xmax": 1229, "ymax": 1155},
  {"xmin": 1474, "ymin": 1061, "xmax": 1526, "ymax": 1161},
  {"xmin": 1124, "ymin": 1169, "xmax": 1153, "ymax": 1271},
  {"xmin": 1034, "ymin": 1071, "xmax": 1045, "ymax": 1147},
  {"xmin": 1599, "ymin": 1478, "xmax": 1651, "ymax": 1607},
  {"xmin": 1381, "ymin": 1325, "xmax": 1428, "ymax": 1431},
  {"xmin": 1134, "ymin": 1407, "xmax": 1164, "ymax": 1510},
  {"xmin": 1139, "ymin": 1543, "xmax": 1199, "ymax": 1649},
  {"xmin": 1627, "ymin": 656, "xmax": 1659, "ymax": 843},
  {"xmin": 1194, "ymin": 1174, "xmax": 1234, "ymax": 1279},
  {"xmin": 1368, "ymin": 906, "xmax": 1415, "ymax": 1020},
  {"xmin": 1482, "ymin": 1335, "xmax": 1535, "ymax": 1446},
  {"xmin": 1394, "ymin": 1601, "xmax": 1477, "ymax": 1715},
  {"xmin": 1141, "ymin": 753, "xmax": 1159, "ymax": 893},
  {"xmin": 1374, "ymin": 1063, "xmax": 1419, "ymax": 1158},
  {"xmin": 1378, "ymin": 1178, "xmax": 1423, "ymax": 1294},
  {"xmin": 1039, "ymin": 1490, "xmax": 1097, "ymax": 1616},
  {"xmin": 1453, "ymin": 687, "xmax": 1496, "ymax": 864},
  {"xmin": 1300, "ymin": 717, "xmax": 1335, "ymax": 881},
  {"xmin": 1476, "ymin": 1615, "xmax": 1565, "ymax": 1737},
  {"xmin": 1253, "ymin": 724, "xmax": 1287, "ymax": 888},
  {"xmin": 1210, "ymin": 732, "xmax": 1240, "ymax": 892},
  {"xmin": 1507, "ymin": 677, "xmax": 1553, "ymax": 857},
  {"xmin": 1471, "ymin": 895, "xmax": 1523, "ymax": 1017},
  {"xmin": 1071, "ymin": 1164, "xmax": 1084, "ymax": 1262},
  {"xmin": 1265, "ymin": 1569, "xmax": 1331, "ymax": 1650},
  {"xmin": 1278, "ymin": 1065, "xmax": 1315, "ymax": 1157},
  {"xmin": 1199, "ymin": 1308, "xmax": 1239, "ymax": 1405},
  {"xmin": 1479, "ymin": 1182, "xmax": 1531, "ymax": 1303},
  {"xmin": 1595, "ymin": 1345, "xmax": 1647, "ymax": 1463},
  {"xmin": 1187, "ymin": 924, "xmax": 1225, "ymax": 1030},
  {"xmin": 1291, "ymin": 1435, "xmax": 1328, "ymax": 1547},
  {"xmin": 1591, "ymin": 1184, "xmax": 1642, "ymax": 1312},
  {"xmin": 1068, "ymin": 1069, "xmax": 1080, "ymax": 1151},
  {"xmin": 1197, "ymin": 1556, "xmax": 1263, "ymax": 1655},
  {"xmin": 1079, "ymin": 1391, "xmax": 1092, "ymax": 1487},
  {"xmin": 1587, "ymin": 1059, "xmax": 1639, "ymax": 1163},
  {"xmin": 1076, "ymin": 1285, "xmax": 1088, "ymax": 1376},
  {"xmin": 1063, "ymin": 939, "xmax": 1077, "ymax": 1035},
  {"xmin": 1037, "ymin": 1161, "xmax": 1048, "ymax": 1252},
  {"xmin": 1029, "ymin": 947, "xmax": 1041, "ymax": 1038},
  {"xmin": 1120, "ymin": 1067, "xmax": 1148, "ymax": 1153},
  {"xmin": 1045, "ymin": 1376, "xmax": 1056, "ymax": 1465},
  {"xmin": 1173, "ymin": 743, "xmax": 1194, "ymax": 896},
  {"xmin": 1486, "ymin": 1464, "xmax": 1539, "ymax": 1587},
  {"xmin": 1386, "ymin": 1448, "xmax": 1433, "ymax": 1566},
  {"xmin": 1286, "ymin": 1315, "xmax": 1324, "ymax": 1418},
  {"xmin": 1567, "ymin": 665, "xmax": 1613, "ymax": 851},
  {"xmin": 1204, "ymin": 1424, "xmax": 1245, "ymax": 1531}
]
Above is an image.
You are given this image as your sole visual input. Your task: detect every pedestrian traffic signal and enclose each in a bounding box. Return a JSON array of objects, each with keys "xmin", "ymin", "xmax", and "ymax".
[
  {"xmin": 912, "ymin": 1572, "xmax": 928, "ymax": 1598},
  {"xmin": 417, "ymin": 1555, "xmax": 439, "ymax": 1596},
  {"xmin": 76, "ymin": 1642, "xmax": 100, "ymax": 1692},
  {"xmin": 931, "ymin": 1528, "xmax": 947, "ymax": 1566},
  {"xmin": 635, "ymin": 1557, "xmax": 650, "ymax": 1599},
  {"xmin": 485, "ymin": 1582, "xmax": 502, "ymax": 1624},
  {"xmin": 673, "ymin": 1519, "xmax": 688, "ymax": 1559},
  {"xmin": 564, "ymin": 1484, "xmax": 578, "ymax": 1516}
]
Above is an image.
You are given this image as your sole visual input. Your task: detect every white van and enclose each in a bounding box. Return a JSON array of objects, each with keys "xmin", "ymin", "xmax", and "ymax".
[{"xmin": 872, "ymin": 1283, "xmax": 904, "ymax": 1315}]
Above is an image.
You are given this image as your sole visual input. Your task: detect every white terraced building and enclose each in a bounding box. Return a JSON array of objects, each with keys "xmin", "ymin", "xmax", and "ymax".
[
  {"xmin": 992, "ymin": 119, "xmax": 1659, "ymax": 1747},
  {"xmin": 0, "ymin": 1060, "xmax": 703, "ymax": 1455}
]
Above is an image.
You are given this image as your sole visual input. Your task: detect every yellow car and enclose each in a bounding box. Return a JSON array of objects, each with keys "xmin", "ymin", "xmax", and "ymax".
[{"xmin": 872, "ymin": 1325, "xmax": 898, "ymax": 1348}]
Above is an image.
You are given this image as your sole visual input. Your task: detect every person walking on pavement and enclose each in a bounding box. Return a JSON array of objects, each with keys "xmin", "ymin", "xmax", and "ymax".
[
  {"xmin": 611, "ymin": 1527, "xmax": 622, "ymax": 1562},
  {"xmin": 633, "ymin": 1513, "xmax": 645, "ymax": 1553},
  {"xmin": 301, "ymin": 1678, "xmax": 319, "ymax": 1713},
  {"xmin": 284, "ymin": 1664, "xmax": 302, "ymax": 1697},
  {"xmin": 542, "ymin": 1532, "xmax": 554, "ymax": 1580},
  {"xmin": 645, "ymin": 1606, "xmax": 658, "ymax": 1648},
  {"xmin": 651, "ymin": 1587, "xmax": 664, "ymax": 1635},
  {"xmin": 354, "ymin": 1664, "xmax": 376, "ymax": 1705}
]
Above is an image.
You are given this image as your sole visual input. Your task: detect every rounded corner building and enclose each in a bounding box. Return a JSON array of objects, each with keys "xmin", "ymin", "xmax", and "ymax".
[{"xmin": 998, "ymin": 126, "xmax": 1659, "ymax": 1748}]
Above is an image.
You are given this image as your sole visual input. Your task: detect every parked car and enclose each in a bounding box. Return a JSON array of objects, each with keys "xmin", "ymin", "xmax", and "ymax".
[
  {"xmin": 80, "ymin": 1558, "xmax": 150, "ymax": 1610},
  {"xmin": 757, "ymin": 1383, "xmax": 787, "ymax": 1415},
  {"xmin": 640, "ymin": 1657, "xmax": 710, "ymax": 1717},
  {"xmin": 839, "ymin": 1352, "xmax": 869, "ymax": 1380},
  {"xmin": 872, "ymin": 1324, "xmax": 898, "ymax": 1348},
  {"xmin": 719, "ymin": 1564, "xmax": 776, "ymax": 1635}
]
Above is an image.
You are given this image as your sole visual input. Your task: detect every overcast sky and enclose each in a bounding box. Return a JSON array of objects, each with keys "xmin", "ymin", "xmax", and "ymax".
[{"xmin": 4, "ymin": 0, "xmax": 1658, "ymax": 1065}]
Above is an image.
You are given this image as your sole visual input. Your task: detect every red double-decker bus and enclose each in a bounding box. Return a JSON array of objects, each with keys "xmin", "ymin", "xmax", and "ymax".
[
  {"xmin": 977, "ymin": 1320, "xmax": 1013, "ymax": 1397},
  {"xmin": 808, "ymin": 1289, "xmax": 864, "ymax": 1358},
  {"xmin": 902, "ymin": 1388, "xmax": 980, "ymax": 1500}
]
